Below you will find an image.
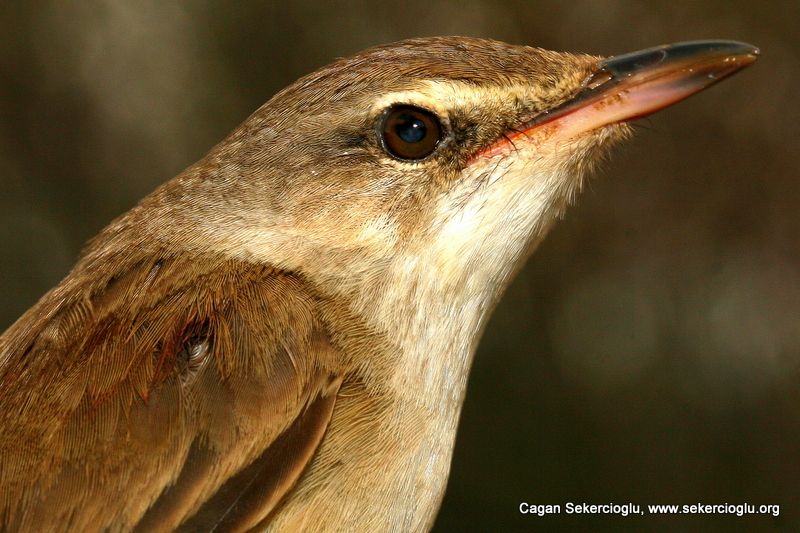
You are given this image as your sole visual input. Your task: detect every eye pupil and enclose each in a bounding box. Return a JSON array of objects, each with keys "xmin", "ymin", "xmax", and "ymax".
[
  {"xmin": 380, "ymin": 105, "xmax": 443, "ymax": 160},
  {"xmin": 395, "ymin": 114, "xmax": 427, "ymax": 143}
]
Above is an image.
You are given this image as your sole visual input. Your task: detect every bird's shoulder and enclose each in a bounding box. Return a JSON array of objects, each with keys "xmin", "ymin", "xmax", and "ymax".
[{"xmin": 0, "ymin": 247, "xmax": 344, "ymax": 531}]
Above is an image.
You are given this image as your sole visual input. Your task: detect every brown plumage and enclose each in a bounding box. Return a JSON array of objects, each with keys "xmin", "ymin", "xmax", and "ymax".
[
  {"xmin": 1, "ymin": 249, "xmax": 342, "ymax": 530},
  {"xmin": 0, "ymin": 37, "xmax": 757, "ymax": 531}
]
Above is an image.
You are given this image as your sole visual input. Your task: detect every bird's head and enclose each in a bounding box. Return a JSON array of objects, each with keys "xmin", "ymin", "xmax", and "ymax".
[{"xmin": 129, "ymin": 37, "xmax": 756, "ymax": 329}]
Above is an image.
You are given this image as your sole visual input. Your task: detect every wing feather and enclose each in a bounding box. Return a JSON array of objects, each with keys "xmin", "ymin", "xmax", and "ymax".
[{"xmin": 0, "ymin": 251, "xmax": 343, "ymax": 532}]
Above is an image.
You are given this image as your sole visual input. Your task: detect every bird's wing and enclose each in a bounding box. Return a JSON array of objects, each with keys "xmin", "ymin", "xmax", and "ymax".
[{"xmin": 0, "ymin": 251, "xmax": 343, "ymax": 532}]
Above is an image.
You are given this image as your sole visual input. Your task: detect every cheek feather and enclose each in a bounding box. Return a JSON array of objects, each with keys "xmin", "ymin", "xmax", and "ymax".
[
  {"xmin": 355, "ymin": 214, "xmax": 400, "ymax": 248},
  {"xmin": 427, "ymin": 131, "xmax": 604, "ymax": 270}
]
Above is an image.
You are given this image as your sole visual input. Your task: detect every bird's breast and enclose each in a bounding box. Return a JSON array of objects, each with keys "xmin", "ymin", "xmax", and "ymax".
[{"xmin": 263, "ymin": 374, "xmax": 465, "ymax": 532}]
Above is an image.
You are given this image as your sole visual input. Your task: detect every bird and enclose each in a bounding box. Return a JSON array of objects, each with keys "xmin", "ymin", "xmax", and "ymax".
[{"xmin": 0, "ymin": 37, "xmax": 757, "ymax": 532}]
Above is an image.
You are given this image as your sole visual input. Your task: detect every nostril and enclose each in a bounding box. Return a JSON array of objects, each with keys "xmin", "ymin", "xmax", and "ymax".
[{"xmin": 584, "ymin": 69, "xmax": 614, "ymax": 91}]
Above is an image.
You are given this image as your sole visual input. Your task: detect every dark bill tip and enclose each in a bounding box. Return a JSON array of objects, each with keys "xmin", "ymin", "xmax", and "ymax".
[
  {"xmin": 474, "ymin": 40, "xmax": 759, "ymax": 160},
  {"xmin": 524, "ymin": 39, "xmax": 759, "ymax": 140},
  {"xmin": 599, "ymin": 40, "xmax": 759, "ymax": 79}
]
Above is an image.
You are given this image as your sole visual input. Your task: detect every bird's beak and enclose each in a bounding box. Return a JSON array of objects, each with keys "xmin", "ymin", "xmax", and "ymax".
[{"xmin": 484, "ymin": 40, "xmax": 759, "ymax": 156}]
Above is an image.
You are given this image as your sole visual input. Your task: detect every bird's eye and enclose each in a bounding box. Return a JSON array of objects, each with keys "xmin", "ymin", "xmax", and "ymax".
[{"xmin": 380, "ymin": 105, "xmax": 443, "ymax": 160}]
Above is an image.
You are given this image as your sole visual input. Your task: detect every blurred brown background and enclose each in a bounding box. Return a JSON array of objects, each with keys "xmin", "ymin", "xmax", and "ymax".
[{"xmin": 1, "ymin": 1, "xmax": 797, "ymax": 531}]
